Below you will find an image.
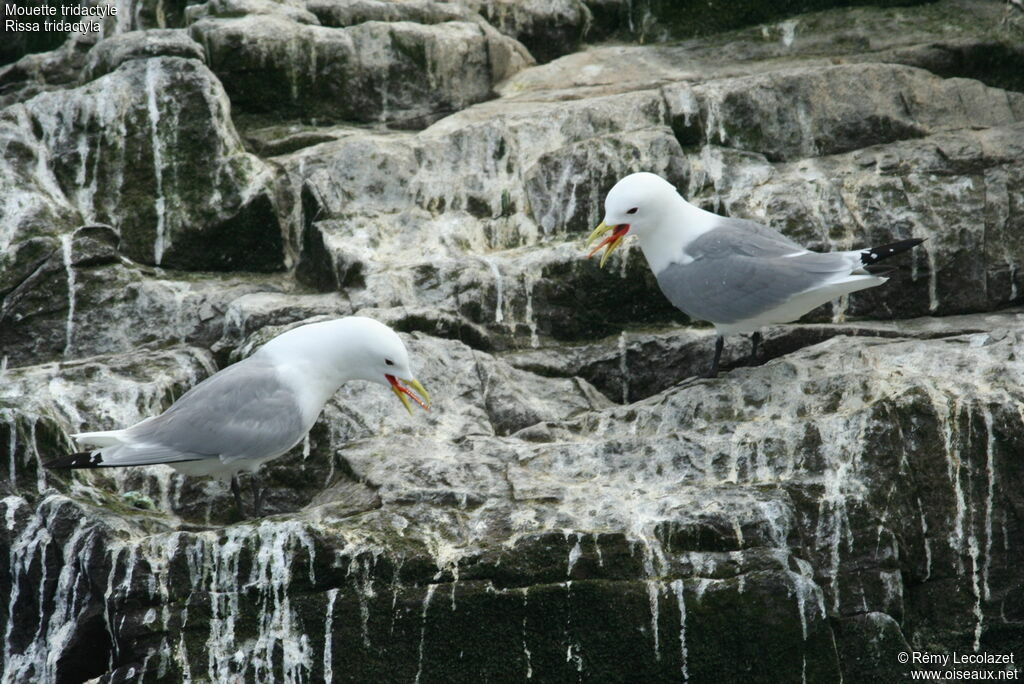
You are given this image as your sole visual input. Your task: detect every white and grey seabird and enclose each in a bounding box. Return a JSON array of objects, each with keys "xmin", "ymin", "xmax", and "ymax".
[
  {"xmin": 587, "ymin": 172, "xmax": 924, "ymax": 377},
  {"xmin": 46, "ymin": 316, "xmax": 430, "ymax": 515}
]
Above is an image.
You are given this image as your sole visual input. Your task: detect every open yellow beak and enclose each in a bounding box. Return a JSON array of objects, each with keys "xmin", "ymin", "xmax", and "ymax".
[
  {"xmin": 585, "ymin": 221, "xmax": 630, "ymax": 268},
  {"xmin": 387, "ymin": 376, "xmax": 431, "ymax": 415}
]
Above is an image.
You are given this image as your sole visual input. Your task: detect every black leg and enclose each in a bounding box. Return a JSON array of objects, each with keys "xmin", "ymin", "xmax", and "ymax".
[
  {"xmin": 750, "ymin": 331, "xmax": 762, "ymax": 361},
  {"xmin": 701, "ymin": 336, "xmax": 724, "ymax": 378},
  {"xmin": 251, "ymin": 474, "xmax": 265, "ymax": 518},
  {"xmin": 230, "ymin": 475, "xmax": 245, "ymax": 517}
]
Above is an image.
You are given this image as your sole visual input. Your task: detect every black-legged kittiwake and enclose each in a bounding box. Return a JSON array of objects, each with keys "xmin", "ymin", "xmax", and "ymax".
[
  {"xmin": 587, "ymin": 172, "xmax": 924, "ymax": 378},
  {"xmin": 45, "ymin": 316, "xmax": 430, "ymax": 516}
]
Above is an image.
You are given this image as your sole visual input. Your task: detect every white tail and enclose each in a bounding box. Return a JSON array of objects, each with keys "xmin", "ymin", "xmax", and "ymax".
[{"xmin": 72, "ymin": 430, "xmax": 128, "ymax": 448}]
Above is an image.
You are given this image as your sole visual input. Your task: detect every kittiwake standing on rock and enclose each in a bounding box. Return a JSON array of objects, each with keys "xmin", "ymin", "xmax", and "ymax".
[
  {"xmin": 45, "ymin": 316, "xmax": 430, "ymax": 516},
  {"xmin": 586, "ymin": 172, "xmax": 924, "ymax": 378}
]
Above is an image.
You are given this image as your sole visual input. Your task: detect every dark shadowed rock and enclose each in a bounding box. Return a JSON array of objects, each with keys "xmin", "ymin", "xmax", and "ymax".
[
  {"xmin": 468, "ymin": 0, "xmax": 594, "ymax": 63},
  {"xmin": 81, "ymin": 29, "xmax": 206, "ymax": 82},
  {"xmin": 189, "ymin": 9, "xmax": 531, "ymax": 127},
  {"xmin": 666, "ymin": 63, "xmax": 1024, "ymax": 162},
  {"xmin": 0, "ymin": 225, "xmax": 280, "ymax": 367},
  {"xmin": 6, "ymin": 55, "xmax": 286, "ymax": 272},
  {"xmin": 0, "ymin": 39, "xmax": 95, "ymax": 109},
  {"xmin": 304, "ymin": 0, "xmax": 470, "ymax": 26}
]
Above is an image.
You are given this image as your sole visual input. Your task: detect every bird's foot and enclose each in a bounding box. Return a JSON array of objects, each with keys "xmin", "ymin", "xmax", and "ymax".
[
  {"xmin": 253, "ymin": 491, "xmax": 266, "ymax": 518},
  {"xmin": 745, "ymin": 331, "xmax": 763, "ymax": 366},
  {"xmin": 251, "ymin": 476, "xmax": 266, "ymax": 518},
  {"xmin": 697, "ymin": 336, "xmax": 724, "ymax": 378},
  {"xmin": 230, "ymin": 475, "xmax": 247, "ymax": 518}
]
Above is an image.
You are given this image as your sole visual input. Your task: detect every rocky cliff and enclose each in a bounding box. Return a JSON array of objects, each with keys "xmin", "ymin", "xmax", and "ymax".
[{"xmin": 2, "ymin": 0, "xmax": 1024, "ymax": 682}]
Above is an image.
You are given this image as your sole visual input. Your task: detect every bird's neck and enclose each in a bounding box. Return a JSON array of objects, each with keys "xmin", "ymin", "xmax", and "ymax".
[
  {"xmin": 636, "ymin": 197, "xmax": 719, "ymax": 274},
  {"xmin": 255, "ymin": 320, "xmax": 366, "ymax": 425},
  {"xmin": 270, "ymin": 354, "xmax": 350, "ymax": 428}
]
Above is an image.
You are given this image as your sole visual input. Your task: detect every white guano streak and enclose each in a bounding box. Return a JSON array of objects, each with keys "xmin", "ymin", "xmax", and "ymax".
[
  {"xmin": 324, "ymin": 588, "xmax": 339, "ymax": 681},
  {"xmin": 414, "ymin": 584, "xmax": 437, "ymax": 684},
  {"xmin": 61, "ymin": 233, "xmax": 76, "ymax": 356},
  {"xmin": 145, "ymin": 61, "xmax": 167, "ymax": 265}
]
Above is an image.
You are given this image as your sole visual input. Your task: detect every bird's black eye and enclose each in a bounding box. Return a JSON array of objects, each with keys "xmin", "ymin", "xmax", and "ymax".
[
  {"xmin": 385, "ymin": 359, "xmax": 395, "ymax": 366},
  {"xmin": 626, "ymin": 207, "xmax": 639, "ymax": 215}
]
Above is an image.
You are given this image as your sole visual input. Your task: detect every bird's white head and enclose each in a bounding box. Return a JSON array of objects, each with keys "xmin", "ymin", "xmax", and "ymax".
[
  {"xmin": 259, "ymin": 316, "xmax": 430, "ymax": 414},
  {"xmin": 586, "ymin": 172, "xmax": 683, "ymax": 267}
]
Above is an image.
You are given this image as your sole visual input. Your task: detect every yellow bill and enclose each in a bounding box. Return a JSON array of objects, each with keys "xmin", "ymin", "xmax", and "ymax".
[
  {"xmin": 586, "ymin": 221, "xmax": 614, "ymax": 246},
  {"xmin": 585, "ymin": 221, "xmax": 630, "ymax": 268}
]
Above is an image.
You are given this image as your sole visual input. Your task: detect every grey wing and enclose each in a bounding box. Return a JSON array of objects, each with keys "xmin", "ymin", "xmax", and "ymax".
[
  {"xmin": 692, "ymin": 219, "xmax": 806, "ymax": 258},
  {"xmin": 128, "ymin": 358, "xmax": 307, "ymax": 464},
  {"xmin": 657, "ymin": 250, "xmax": 856, "ymax": 324}
]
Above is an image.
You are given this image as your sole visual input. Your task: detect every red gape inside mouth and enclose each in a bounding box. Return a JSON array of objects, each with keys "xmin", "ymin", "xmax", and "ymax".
[
  {"xmin": 587, "ymin": 224, "xmax": 630, "ymax": 259},
  {"xmin": 386, "ymin": 374, "xmax": 429, "ymax": 410}
]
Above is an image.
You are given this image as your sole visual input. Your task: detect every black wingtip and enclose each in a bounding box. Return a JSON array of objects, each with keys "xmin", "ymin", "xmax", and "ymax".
[
  {"xmin": 45, "ymin": 451, "xmax": 105, "ymax": 469},
  {"xmin": 860, "ymin": 238, "xmax": 926, "ymax": 266}
]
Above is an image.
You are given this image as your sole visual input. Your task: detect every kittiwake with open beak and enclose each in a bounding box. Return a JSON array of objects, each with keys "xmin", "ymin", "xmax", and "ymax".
[
  {"xmin": 45, "ymin": 316, "xmax": 431, "ymax": 516},
  {"xmin": 587, "ymin": 172, "xmax": 924, "ymax": 378}
]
